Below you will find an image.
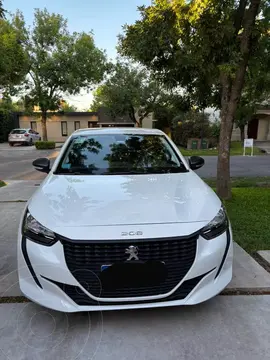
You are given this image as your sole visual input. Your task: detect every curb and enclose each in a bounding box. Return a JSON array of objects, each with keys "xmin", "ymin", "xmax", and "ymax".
[
  {"xmin": 221, "ymin": 287, "xmax": 270, "ymax": 295},
  {"xmin": 1, "ymin": 289, "xmax": 270, "ymax": 305}
]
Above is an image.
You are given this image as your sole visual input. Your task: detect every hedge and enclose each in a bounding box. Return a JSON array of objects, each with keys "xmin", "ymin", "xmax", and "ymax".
[{"xmin": 35, "ymin": 141, "xmax": 56, "ymax": 149}]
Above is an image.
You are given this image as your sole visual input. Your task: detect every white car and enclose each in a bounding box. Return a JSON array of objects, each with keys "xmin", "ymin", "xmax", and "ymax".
[
  {"xmin": 9, "ymin": 128, "xmax": 41, "ymax": 146},
  {"xmin": 18, "ymin": 128, "xmax": 233, "ymax": 312}
]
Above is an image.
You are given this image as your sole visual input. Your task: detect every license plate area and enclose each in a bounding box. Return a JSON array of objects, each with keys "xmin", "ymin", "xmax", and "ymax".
[{"xmin": 100, "ymin": 261, "xmax": 167, "ymax": 290}]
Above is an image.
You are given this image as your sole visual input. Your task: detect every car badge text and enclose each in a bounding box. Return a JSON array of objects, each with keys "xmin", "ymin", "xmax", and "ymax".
[
  {"xmin": 121, "ymin": 231, "xmax": 143, "ymax": 236},
  {"xmin": 125, "ymin": 246, "xmax": 139, "ymax": 261}
]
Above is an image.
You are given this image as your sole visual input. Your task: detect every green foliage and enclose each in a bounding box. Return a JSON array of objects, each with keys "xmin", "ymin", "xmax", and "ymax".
[
  {"xmin": 0, "ymin": 13, "xmax": 29, "ymax": 90},
  {"xmin": 92, "ymin": 60, "xmax": 165, "ymax": 126},
  {"xmin": 0, "ymin": 95, "xmax": 20, "ymax": 142},
  {"xmin": 224, "ymin": 188, "xmax": 270, "ymax": 253},
  {"xmin": 209, "ymin": 120, "xmax": 221, "ymax": 140},
  {"xmin": 173, "ymin": 110, "xmax": 211, "ymax": 146},
  {"xmin": 35, "ymin": 141, "xmax": 56, "ymax": 149},
  {"xmin": 154, "ymin": 93, "xmax": 191, "ymax": 130},
  {"xmin": 0, "ymin": 180, "xmax": 6, "ymax": 187},
  {"xmin": 119, "ymin": 0, "xmax": 269, "ymax": 109},
  {"xmin": 0, "ymin": 1, "xmax": 5, "ymax": 19},
  {"xmin": 60, "ymin": 101, "xmax": 77, "ymax": 112},
  {"xmin": 180, "ymin": 141, "xmax": 263, "ymax": 156},
  {"xmin": 17, "ymin": 8, "xmax": 108, "ymax": 139},
  {"xmin": 235, "ymin": 33, "xmax": 270, "ymax": 132},
  {"xmin": 205, "ymin": 176, "xmax": 270, "ymax": 188}
]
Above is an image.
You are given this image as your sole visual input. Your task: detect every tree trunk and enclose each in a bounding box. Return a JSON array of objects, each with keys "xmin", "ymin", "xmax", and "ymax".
[
  {"xmin": 240, "ymin": 125, "xmax": 245, "ymax": 142},
  {"xmin": 41, "ymin": 111, "xmax": 48, "ymax": 141},
  {"xmin": 128, "ymin": 106, "xmax": 140, "ymax": 127},
  {"xmin": 217, "ymin": 74, "xmax": 233, "ymax": 200},
  {"xmin": 216, "ymin": 0, "xmax": 261, "ymax": 200}
]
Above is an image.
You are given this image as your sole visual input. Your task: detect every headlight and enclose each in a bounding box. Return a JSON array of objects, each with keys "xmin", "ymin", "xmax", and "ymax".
[
  {"xmin": 23, "ymin": 210, "xmax": 57, "ymax": 246},
  {"xmin": 200, "ymin": 206, "xmax": 228, "ymax": 240}
]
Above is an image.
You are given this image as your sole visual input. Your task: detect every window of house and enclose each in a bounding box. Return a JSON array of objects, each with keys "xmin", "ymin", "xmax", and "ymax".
[
  {"xmin": 31, "ymin": 121, "xmax": 37, "ymax": 131},
  {"xmin": 61, "ymin": 121, "xmax": 68, "ymax": 136},
  {"xmin": 74, "ymin": 121, "xmax": 80, "ymax": 130}
]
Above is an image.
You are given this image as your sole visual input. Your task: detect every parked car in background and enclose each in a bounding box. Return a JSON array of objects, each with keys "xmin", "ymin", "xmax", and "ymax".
[
  {"xmin": 8, "ymin": 129, "xmax": 41, "ymax": 146},
  {"xmin": 18, "ymin": 128, "xmax": 233, "ymax": 312}
]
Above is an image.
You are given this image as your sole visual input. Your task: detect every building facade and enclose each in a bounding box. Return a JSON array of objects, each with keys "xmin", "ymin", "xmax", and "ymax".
[
  {"xmin": 18, "ymin": 109, "xmax": 139, "ymax": 142},
  {"xmin": 231, "ymin": 107, "xmax": 270, "ymax": 141}
]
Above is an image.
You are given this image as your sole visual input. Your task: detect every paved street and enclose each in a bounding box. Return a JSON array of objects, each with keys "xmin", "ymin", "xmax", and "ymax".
[
  {"xmin": 0, "ymin": 144, "xmax": 59, "ymax": 181},
  {"xmin": 0, "ymin": 144, "xmax": 270, "ymax": 180},
  {"xmin": 196, "ymin": 155, "xmax": 270, "ymax": 178}
]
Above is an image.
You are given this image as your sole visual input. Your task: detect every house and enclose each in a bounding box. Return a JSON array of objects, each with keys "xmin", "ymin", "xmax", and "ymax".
[
  {"xmin": 18, "ymin": 108, "xmax": 137, "ymax": 142},
  {"xmin": 18, "ymin": 107, "xmax": 156, "ymax": 142},
  {"xmin": 231, "ymin": 106, "xmax": 270, "ymax": 141}
]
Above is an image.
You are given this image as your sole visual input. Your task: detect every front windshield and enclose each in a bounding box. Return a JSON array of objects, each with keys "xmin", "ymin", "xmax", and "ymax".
[{"xmin": 55, "ymin": 134, "xmax": 187, "ymax": 175}]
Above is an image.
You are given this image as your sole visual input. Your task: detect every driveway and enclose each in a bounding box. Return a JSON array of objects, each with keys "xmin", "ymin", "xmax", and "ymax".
[{"xmin": 0, "ymin": 296, "xmax": 270, "ymax": 360}]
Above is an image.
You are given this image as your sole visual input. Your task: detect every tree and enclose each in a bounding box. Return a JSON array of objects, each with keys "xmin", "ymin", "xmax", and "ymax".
[
  {"xmin": 0, "ymin": 13, "xmax": 29, "ymax": 91},
  {"xmin": 0, "ymin": 95, "xmax": 20, "ymax": 142},
  {"xmin": 92, "ymin": 61, "xmax": 166, "ymax": 126},
  {"xmin": 119, "ymin": 0, "xmax": 268, "ymax": 199},
  {"xmin": 0, "ymin": 1, "xmax": 5, "ymax": 19},
  {"xmin": 154, "ymin": 92, "xmax": 191, "ymax": 136},
  {"xmin": 20, "ymin": 9, "xmax": 108, "ymax": 141},
  {"xmin": 59, "ymin": 100, "xmax": 78, "ymax": 112},
  {"xmin": 235, "ymin": 33, "xmax": 270, "ymax": 141}
]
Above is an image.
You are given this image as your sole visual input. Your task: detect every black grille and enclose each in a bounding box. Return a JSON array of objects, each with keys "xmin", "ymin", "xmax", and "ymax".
[
  {"xmin": 61, "ymin": 235, "xmax": 197, "ymax": 299},
  {"xmin": 42, "ymin": 270, "xmax": 212, "ymax": 306}
]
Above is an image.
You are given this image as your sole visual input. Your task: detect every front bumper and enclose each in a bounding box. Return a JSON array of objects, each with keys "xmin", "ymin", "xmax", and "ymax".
[{"xmin": 18, "ymin": 229, "xmax": 233, "ymax": 312}]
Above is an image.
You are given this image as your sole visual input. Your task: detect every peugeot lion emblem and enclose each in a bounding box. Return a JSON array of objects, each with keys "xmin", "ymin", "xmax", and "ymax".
[{"xmin": 125, "ymin": 245, "xmax": 139, "ymax": 261}]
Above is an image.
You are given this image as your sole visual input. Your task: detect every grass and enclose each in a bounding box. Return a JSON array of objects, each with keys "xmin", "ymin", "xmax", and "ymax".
[
  {"xmin": 205, "ymin": 177, "xmax": 270, "ymax": 188},
  {"xmin": 224, "ymin": 188, "xmax": 270, "ymax": 254},
  {"xmin": 0, "ymin": 180, "xmax": 6, "ymax": 188},
  {"xmin": 180, "ymin": 141, "xmax": 264, "ymax": 156}
]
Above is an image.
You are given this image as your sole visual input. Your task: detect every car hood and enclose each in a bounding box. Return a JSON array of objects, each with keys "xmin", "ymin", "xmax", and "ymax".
[{"xmin": 28, "ymin": 172, "xmax": 221, "ymax": 231}]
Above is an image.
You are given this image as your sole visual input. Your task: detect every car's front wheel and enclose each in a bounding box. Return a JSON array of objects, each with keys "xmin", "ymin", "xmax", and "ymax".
[{"xmin": 9, "ymin": 142, "xmax": 14, "ymax": 147}]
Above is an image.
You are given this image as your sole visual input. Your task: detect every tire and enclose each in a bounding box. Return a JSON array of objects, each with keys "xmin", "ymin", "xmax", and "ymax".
[
  {"xmin": 9, "ymin": 142, "xmax": 14, "ymax": 147},
  {"xmin": 28, "ymin": 139, "xmax": 33, "ymax": 146}
]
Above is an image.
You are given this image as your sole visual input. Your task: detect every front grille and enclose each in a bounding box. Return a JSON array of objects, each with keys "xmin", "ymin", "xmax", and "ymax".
[
  {"xmin": 42, "ymin": 270, "xmax": 211, "ymax": 306},
  {"xmin": 61, "ymin": 235, "xmax": 198, "ymax": 299}
]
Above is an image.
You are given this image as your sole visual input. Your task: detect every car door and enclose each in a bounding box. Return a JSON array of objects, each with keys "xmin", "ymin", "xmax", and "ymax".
[
  {"xmin": 35, "ymin": 131, "xmax": 41, "ymax": 141},
  {"xmin": 29, "ymin": 129, "xmax": 35, "ymax": 142}
]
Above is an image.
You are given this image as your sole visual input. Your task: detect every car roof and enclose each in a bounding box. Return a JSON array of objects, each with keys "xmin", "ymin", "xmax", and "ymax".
[
  {"xmin": 11, "ymin": 128, "xmax": 29, "ymax": 131},
  {"xmin": 73, "ymin": 127, "xmax": 165, "ymax": 136}
]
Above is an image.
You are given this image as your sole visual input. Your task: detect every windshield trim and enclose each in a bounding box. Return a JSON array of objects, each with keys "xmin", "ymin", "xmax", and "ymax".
[{"xmin": 54, "ymin": 133, "xmax": 189, "ymax": 176}]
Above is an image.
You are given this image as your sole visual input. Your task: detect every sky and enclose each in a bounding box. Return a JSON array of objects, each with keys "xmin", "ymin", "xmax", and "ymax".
[{"xmin": 6, "ymin": 0, "xmax": 152, "ymax": 110}]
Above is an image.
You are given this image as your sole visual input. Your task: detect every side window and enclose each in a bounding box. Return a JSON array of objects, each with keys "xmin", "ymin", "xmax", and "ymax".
[{"xmin": 61, "ymin": 121, "xmax": 68, "ymax": 136}]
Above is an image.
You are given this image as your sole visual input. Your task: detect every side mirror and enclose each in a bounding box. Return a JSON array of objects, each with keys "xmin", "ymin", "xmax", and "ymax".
[
  {"xmin": 32, "ymin": 158, "xmax": 50, "ymax": 173},
  {"xmin": 189, "ymin": 156, "xmax": 204, "ymax": 170}
]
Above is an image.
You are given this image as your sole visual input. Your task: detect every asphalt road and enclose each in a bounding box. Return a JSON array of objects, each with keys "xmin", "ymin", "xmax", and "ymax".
[
  {"xmin": 0, "ymin": 143, "xmax": 270, "ymax": 180},
  {"xmin": 196, "ymin": 155, "xmax": 270, "ymax": 178},
  {"xmin": 0, "ymin": 144, "xmax": 59, "ymax": 181}
]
